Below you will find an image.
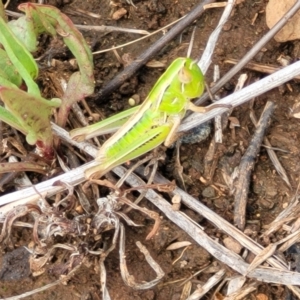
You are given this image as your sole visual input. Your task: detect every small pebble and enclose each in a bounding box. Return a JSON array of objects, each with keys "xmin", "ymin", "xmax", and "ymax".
[
  {"xmin": 112, "ymin": 8, "xmax": 127, "ymax": 20},
  {"xmin": 223, "ymin": 237, "xmax": 243, "ymax": 254},
  {"xmin": 128, "ymin": 94, "xmax": 140, "ymax": 106},
  {"xmin": 223, "ymin": 23, "xmax": 232, "ymax": 31},
  {"xmin": 202, "ymin": 186, "xmax": 216, "ymax": 198}
]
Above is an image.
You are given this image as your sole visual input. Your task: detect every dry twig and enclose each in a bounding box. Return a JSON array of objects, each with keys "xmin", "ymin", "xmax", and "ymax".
[
  {"xmin": 234, "ymin": 101, "xmax": 275, "ymax": 230},
  {"xmin": 249, "ymin": 109, "xmax": 291, "ymax": 188}
]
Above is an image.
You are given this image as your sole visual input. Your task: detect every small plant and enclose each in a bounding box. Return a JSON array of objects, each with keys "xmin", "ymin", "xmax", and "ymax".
[{"xmin": 0, "ymin": 2, "xmax": 95, "ymax": 159}]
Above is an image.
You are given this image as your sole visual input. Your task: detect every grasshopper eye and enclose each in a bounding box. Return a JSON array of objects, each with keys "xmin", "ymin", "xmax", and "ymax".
[{"xmin": 178, "ymin": 67, "xmax": 192, "ymax": 84}]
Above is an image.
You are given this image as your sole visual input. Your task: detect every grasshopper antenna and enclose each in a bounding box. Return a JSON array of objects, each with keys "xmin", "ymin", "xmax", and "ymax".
[{"xmin": 187, "ymin": 26, "xmax": 196, "ymax": 58}]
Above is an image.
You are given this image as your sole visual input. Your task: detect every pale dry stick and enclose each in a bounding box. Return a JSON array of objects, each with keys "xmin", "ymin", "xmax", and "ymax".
[
  {"xmin": 289, "ymin": 214, "xmax": 300, "ymax": 234},
  {"xmin": 75, "ymin": 24, "xmax": 149, "ymax": 35},
  {"xmin": 195, "ymin": 0, "xmax": 300, "ymax": 106},
  {"xmin": 0, "ymin": 219, "xmax": 33, "ymax": 229},
  {"xmin": 119, "ymin": 223, "xmax": 165, "ymax": 289},
  {"xmin": 204, "ymin": 2, "xmax": 228, "ymax": 9},
  {"xmin": 198, "ymin": 0, "xmax": 235, "ymax": 74},
  {"xmin": 262, "ymin": 194, "xmax": 300, "ymax": 237},
  {"xmin": 71, "ymin": 102, "xmax": 89, "ymax": 127},
  {"xmin": 186, "ymin": 269, "xmax": 226, "ymax": 300},
  {"xmin": 265, "ymin": 216, "xmax": 299, "ymax": 238},
  {"xmin": 245, "ymin": 243, "xmax": 277, "ymax": 275},
  {"xmin": 224, "ymin": 282, "xmax": 258, "ymax": 300},
  {"xmin": 0, "ymin": 166, "xmax": 97, "ymax": 215},
  {"xmin": 3, "ymin": 0, "xmax": 11, "ymax": 9},
  {"xmin": 262, "ymin": 145, "xmax": 290, "ymax": 153},
  {"xmin": 1, "ymin": 59, "xmax": 300, "ymax": 211},
  {"xmin": 257, "ymin": 228, "xmax": 300, "ymax": 266},
  {"xmin": 249, "ymin": 110, "xmax": 292, "ymax": 188},
  {"xmin": 0, "ymin": 124, "xmax": 98, "ymax": 214},
  {"xmin": 226, "ymin": 276, "xmax": 247, "ymax": 296},
  {"xmin": 0, "ymin": 280, "xmax": 61, "ymax": 300},
  {"xmin": 211, "ymin": 277, "xmax": 228, "ymax": 300},
  {"xmin": 99, "ymin": 259, "xmax": 111, "ymax": 300},
  {"xmin": 212, "ymin": 65, "xmax": 223, "ymax": 143},
  {"xmin": 81, "ymin": 99, "xmax": 97, "ymax": 120},
  {"xmin": 278, "ymin": 228, "xmax": 300, "ymax": 253},
  {"xmin": 180, "ymin": 281, "xmax": 192, "ymax": 300}
]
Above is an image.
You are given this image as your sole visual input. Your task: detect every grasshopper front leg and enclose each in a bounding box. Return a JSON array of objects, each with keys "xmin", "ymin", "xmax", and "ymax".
[
  {"xmin": 187, "ymin": 102, "xmax": 232, "ymax": 113},
  {"xmin": 164, "ymin": 116, "xmax": 181, "ymax": 148},
  {"xmin": 164, "ymin": 102, "xmax": 231, "ymax": 147}
]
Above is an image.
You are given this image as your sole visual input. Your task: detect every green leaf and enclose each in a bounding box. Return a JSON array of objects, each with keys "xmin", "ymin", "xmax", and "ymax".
[
  {"xmin": 0, "ymin": 0, "xmax": 7, "ymax": 22},
  {"xmin": 8, "ymin": 16, "xmax": 38, "ymax": 53},
  {"xmin": 0, "ymin": 48, "xmax": 22, "ymax": 87},
  {"xmin": 0, "ymin": 86, "xmax": 61, "ymax": 145},
  {"xmin": 0, "ymin": 17, "xmax": 40, "ymax": 96},
  {"xmin": 17, "ymin": 3, "xmax": 94, "ymax": 101},
  {"xmin": 0, "ymin": 105, "xmax": 24, "ymax": 134}
]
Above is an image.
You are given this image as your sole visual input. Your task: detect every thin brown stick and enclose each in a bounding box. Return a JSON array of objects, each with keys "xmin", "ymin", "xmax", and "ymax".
[
  {"xmin": 225, "ymin": 58, "xmax": 300, "ymax": 81},
  {"xmin": 0, "ymin": 161, "xmax": 49, "ymax": 175},
  {"xmin": 234, "ymin": 101, "xmax": 275, "ymax": 230}
]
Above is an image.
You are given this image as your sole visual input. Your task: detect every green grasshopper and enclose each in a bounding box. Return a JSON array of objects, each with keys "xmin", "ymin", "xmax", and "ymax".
[{"xmin": 71, "ymin": 57, "xmax": 227, "ymax": 179}]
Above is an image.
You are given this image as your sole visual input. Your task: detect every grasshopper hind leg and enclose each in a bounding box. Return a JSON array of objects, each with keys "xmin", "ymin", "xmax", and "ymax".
[{"xmin": 85, "ymin": 125, "xmax": 171, "ymax": 179}]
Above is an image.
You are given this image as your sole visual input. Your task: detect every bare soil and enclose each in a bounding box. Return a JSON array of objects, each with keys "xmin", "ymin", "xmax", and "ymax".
[{"xmin": 0, "ymin": 0, "xmax": 299, "ymax": 299}]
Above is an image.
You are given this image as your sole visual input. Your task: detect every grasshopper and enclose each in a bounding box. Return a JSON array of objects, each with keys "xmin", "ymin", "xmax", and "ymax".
[{"xmin": 71, "ymin": 57, "xmax": 228, "ymax": 179}]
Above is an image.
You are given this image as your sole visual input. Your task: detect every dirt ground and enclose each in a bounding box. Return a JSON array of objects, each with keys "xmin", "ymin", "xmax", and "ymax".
[{"xmin": 0, "ymin": 0, "xmax": 300, "ymax": 299}]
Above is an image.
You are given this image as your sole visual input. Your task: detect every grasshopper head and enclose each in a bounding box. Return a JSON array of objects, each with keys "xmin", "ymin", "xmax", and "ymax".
[{"xmin": 179, "ymin": 58, "xmax": 205, "ymax": 99}]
